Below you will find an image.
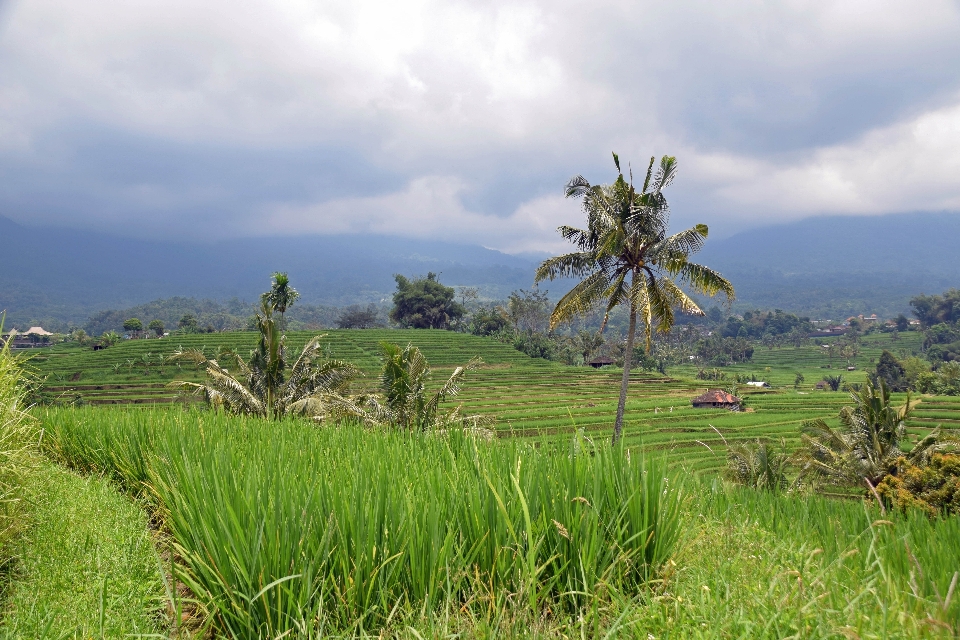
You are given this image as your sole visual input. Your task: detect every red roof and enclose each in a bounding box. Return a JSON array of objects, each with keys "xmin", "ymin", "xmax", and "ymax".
[{"xmin": 691, "ymin": 389, "xmax": 740, "ymax": 404}]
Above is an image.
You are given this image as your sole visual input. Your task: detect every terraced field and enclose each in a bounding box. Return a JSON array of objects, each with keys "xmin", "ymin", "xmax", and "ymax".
[{"xmin": 28, "ymin": 329, "xmax": 958, "ymax": 473}]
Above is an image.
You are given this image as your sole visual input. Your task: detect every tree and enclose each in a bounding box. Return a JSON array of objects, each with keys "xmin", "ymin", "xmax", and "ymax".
[
  {"xmin": 148, "ymin": 319, "xmax": 165, "ymax": 337},
  {"xmin": 99, "ymin": 331, "xmax": 121, "ymax": 347},
  {"xmin": 348, "ymin": 342, "xmax": 485, "ymax": 432},
  {"xmin": 390, "ymin": 273, "xmax": 465, "ymax": 329},
  {"xmin": 796, "ymin": 378, "xmax": 957, "ymax": 490},
  {"xmin": 261, "ymin": 272, "xmax": 300, "ymax": 331},
  {"xmin": 71, "ymin": 329, "xmax": 88, "ymax": 346},
  {"xmin": 170, "ymin": 301, "xmax": 361, "ymax": 420},
  {"xmin": 535, "ymin": 153, "xmax": 734, "ymax": 443},
  {"xmin": 873, "ymin": 350, "xmax": 908, "ymax": 392},
  {"xmin": 336, "ymin": 305, "xmax": 384, "ymax": 329},
  {"xmin": 123, "ymin": 318, "xmax": 142, "ymax": 338},
  {"xmin": 895, "ymin": 314, "xmax": 910, "ymax": 332},
  {"xmin": 794, "ymin": 372, "xmax": 805, "ymax": 389},
  {"xmin": 178, "ymin": 315, "xmax": 199, "ymax": 333}
]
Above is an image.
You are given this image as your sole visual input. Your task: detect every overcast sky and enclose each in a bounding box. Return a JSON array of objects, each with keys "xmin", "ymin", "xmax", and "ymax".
[{"xmin": 1, "ymin": 0, "xmax": 959, "ymax": 253}]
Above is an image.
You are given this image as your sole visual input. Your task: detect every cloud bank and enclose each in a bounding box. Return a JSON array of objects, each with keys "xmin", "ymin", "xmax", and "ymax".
[{"xmin": 1, "ymin": 0, "xmax": 959, "ymax": 252}]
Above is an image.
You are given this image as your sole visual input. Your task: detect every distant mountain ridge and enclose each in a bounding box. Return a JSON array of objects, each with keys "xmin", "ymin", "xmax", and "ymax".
[{"xmin": 2, "ymin": 212, "xmax": 958, "ymax": 330}]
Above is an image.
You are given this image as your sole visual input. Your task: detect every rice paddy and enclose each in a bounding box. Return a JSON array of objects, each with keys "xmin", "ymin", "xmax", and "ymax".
[
  {"xmin": 28, "ymin": 329, "xmax": 959, "ymax": 474},
  {"xmin": 8, "ymin": 328, "xmax": 960, "ymax": 636}
]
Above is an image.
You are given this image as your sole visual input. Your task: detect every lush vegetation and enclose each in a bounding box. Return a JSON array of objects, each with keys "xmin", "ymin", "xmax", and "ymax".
[{"xmin": 43, "ymin": 408, "xmax": 681, "ymax": 637}]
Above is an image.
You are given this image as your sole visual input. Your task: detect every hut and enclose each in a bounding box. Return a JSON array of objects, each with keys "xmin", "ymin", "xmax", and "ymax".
[
  {"xmin": 587, "ymin": 356, "xmax": 615, "ymax": 369},
  {"xmin": 815, "ymin": 380, "xmax": 829, "ymax": 390},
  {"xmin": 691, "ymin": 389, "xmax": 741, "ymax": 410}
]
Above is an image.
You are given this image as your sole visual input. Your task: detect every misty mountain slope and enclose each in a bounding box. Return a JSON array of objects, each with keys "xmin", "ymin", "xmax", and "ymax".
[
  {"xmin": 0, "ymin": 215, "xmax": 544, "ymax": 329},
  {"xmin": 2, "ymin": 212, "xmax": 958, "ymax": 330},
  {"xmin": 693, "ymin": 212, "xmax": 960, "ymax": 318}
]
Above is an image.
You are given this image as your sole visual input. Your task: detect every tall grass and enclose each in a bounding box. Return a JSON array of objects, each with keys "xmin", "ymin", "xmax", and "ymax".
[
  {"xmin": 42, "ymin": 407, "xmax": 683, "ymax": 636},
  {"xmin": 0, "ymin": 326, "xmax": 35, "ymax": 562}
]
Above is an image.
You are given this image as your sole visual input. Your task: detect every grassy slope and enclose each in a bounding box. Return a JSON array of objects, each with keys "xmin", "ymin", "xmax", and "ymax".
[{"xmin": 1, "ymin": 459, "xmax": 164, "ymax": 638}]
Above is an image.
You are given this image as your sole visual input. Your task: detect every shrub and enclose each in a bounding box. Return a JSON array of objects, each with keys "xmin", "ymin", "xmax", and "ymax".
[{"xmin": 875, "ymin": 454, "xmax": 960, "ymax": 516}]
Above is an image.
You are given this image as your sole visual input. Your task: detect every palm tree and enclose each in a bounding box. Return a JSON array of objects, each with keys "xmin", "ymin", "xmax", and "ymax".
[
  {"xmin": 261, "ymin": 272, "xmax": 300, "ymax": 331},
  {"xmin": 795, "ymin": 377, "xmax": 957, "ymax": 490},
  {"xmin": 726, "ymin": 439, "xmax": 790, "ymax": 492},
  {"xmin": 535, "ymin": 153, "xmax": 734, "ymax": 443},
  {"xmin": 169, "ymin": 301, "xmax": 361, "ymax": 420},
  {"xmin": 351, "ymin": 342, "xmax": 487, "ymax": 432}
]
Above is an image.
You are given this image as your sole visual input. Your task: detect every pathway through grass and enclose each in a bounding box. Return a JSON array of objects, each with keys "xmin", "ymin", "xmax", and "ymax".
[{"xmin": 1, "ymin": 459, "xmax": 164, "ymax": 638}]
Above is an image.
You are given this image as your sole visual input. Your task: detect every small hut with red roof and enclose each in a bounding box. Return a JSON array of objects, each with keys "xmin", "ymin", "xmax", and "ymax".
[{"xmin": 691, "ymin": 389, "xmax": 741, "ymax": 410}]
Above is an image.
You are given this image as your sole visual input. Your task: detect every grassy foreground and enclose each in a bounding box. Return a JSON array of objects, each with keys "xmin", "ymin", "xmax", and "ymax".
[
  {"xmin": 38, "ymin": 407, "xmax": 960, "ymax": 638},
  {"xmin": 1, "ymin": 459, "xmax": 164, "ymax": 638},
  {"xmin": 42, "ymin": 407, "xmax": 682, "ymax": 637}
]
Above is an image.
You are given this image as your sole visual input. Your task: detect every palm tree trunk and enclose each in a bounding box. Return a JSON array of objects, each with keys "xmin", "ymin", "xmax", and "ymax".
[{"xmin": 613, "ymin": 294, "xmax": 638, "ymax": 445}]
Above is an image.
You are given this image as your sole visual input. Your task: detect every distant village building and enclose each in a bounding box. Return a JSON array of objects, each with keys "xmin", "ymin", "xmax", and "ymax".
[
  {"xmin": 815, "ymin": 381, "xmax": 829, "ymax": 390},
  {"xmin": 587, "ymin": 356, "xmax": 614, "ymax": 369},
  {"xmin": 691, "ymin": 389, "xmax": 741, "ymax": 410},
  {"xmin": 2, "ymin": 326, "xmax": 53, "ymax": 348}
]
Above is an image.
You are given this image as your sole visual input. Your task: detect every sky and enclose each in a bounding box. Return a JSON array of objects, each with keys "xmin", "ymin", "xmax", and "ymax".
[{"xmin": 1, "ymin": 0, "xmax": 959, "ymax": 254}]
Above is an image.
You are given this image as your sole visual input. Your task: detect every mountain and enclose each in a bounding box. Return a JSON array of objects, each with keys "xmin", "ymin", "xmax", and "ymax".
[
  {"xmin": 696, "ymin": 212, "xmax": 960, "ymax": 318},
  {"xmin": 2, "ymin": 212, "xmax": 958, "ymax": 331},
  {"xmin": 0, "ymin": 215, "xmax": 546, "ymax": 331}
]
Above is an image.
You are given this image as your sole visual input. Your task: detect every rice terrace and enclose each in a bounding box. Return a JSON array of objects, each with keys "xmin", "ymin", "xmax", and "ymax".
[{"xmin": 3, "ymin": 4, "xmax": 960, "ymax": 637}]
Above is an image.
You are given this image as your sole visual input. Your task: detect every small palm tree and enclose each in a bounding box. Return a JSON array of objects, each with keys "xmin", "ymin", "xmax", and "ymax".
[
  {"xmin": 796, "ymin": 377, "xmax": 957, "ymax": 490},
  {"xmin": 169, "ymin": 301, "xmax": 361, "ymax": 420},
  {"xmin": 352, "ymin": 342, "xmax": 486, "ymax": 432},
  {"xmin": 535, "ymin": 153, "xmax": 734, "ymax": 443},
  {"xmin": 261, "ymin": 272, "xmax": 300, "ymax": 331},
  {"xmin": 726, "ymin": 440, "xmax": 790, "ymax": 492}
]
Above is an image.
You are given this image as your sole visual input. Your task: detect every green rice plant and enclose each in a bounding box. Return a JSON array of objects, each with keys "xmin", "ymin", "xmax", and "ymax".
[
  {"xmin": 0, "ymin": 317, "xmax": 36, "ymax": 560},
  {"xmin": 40, "ymin": 407, "xmax": 683, "ymax": 637}
]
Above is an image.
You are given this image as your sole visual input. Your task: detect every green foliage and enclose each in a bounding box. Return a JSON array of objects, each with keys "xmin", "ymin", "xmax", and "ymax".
[
  {"xmin": 170, "ymin": 302, "xmax": 361, "ymax": 421},
  {"xmin": 390, "ymin": 273, "xmax": 465, "ymax": 329},
  {"xmin": 910, "ymin": 288, "xmax": 960, "ymax": 328},
  {"xmin": 725, "ymin": 440, "xmax": 790, "ymax": 492},
  {"xmin": 261, "ymin": 271, "xmax": 300, "ymax": 331},
  {"xmin": 721, "ymin": 309, "xmax": 812, "ymax": 339},
  {"xmin": 916, "ymin": 361, "xmax": 960, "ymax": 396},
  {"xmin": 873, "ymin": 349, "xmax": 908, "ymax": 391},
  {"xmin": 335, "ymin": 304, "xmax": 384, "ymax": 329},
  {"xmin": 797, "ymin": 378, "xmax": 957, "ymax": 489},
  {"xmin": 177, "ymin": 314, "xmax": 199, "ymax": 333},
  {"xmin": 876, "ymin": 453, "xmax": 960, "ymax": 516},
  {"xmin": 822, "ymin": 374, "xmax": 843, "ymax": 391},
  {"xmin": 468, "ymin": 304, "xmax": 509, "ymax": 336},
  {"xmin": 98, "ymin": 330, "xmax": 121, "ymax": 347},
  {"xmin": 1, "ymin": 460, "xmax": 164, "ymax": 636},
  {"xmin": 696, "ymin": 335, "xmax": 754, "ymax": 365},
  {"xmin": 122, "ymin": 317, "xmax": 142, "ymax": 334},
  {"xmin": 147, "ymin": 318, "xmax": 164, "ymax": 337},
  {"xmin": 42, "ymin": 407, "xmax": 683, "ymax": 637},
  {"xmin": 0, "ymin": 320, "xmax": 34, "ymax": 563},
  {"xmin": 354, "ymin": 342, "xmax": 484, "ymax": 432}
]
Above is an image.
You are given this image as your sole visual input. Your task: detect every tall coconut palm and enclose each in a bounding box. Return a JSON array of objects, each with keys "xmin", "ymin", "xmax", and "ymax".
[
  {"xmin": 261, "ymin": 272, "xmax": 300, "ymax": 331},
  {"xmin": 169, "ymin": 301, "xmax": 361, "ymax": 420},
  {"xmin": 535, "ymin": 153, "xmax": 734, "ymax": 443}
]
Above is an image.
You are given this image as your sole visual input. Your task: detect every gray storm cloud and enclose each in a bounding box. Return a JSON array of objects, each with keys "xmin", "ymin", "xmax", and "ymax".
[{"xmin": 1, "ymin": 0, "xmax": 959, "ymax": 251}]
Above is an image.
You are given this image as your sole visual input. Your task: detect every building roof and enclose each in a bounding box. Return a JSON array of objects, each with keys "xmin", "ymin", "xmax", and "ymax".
[
  {"xmin": 691, "ymin": 389, "xmax": 741, "ymax": 404},
  {"xmin": 588, "ymin": 356, "xmax": 614, "ymax": 365},
  {"xmin": 24, "ymin": 326, "xmax": 53, "ymax": 336}
]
